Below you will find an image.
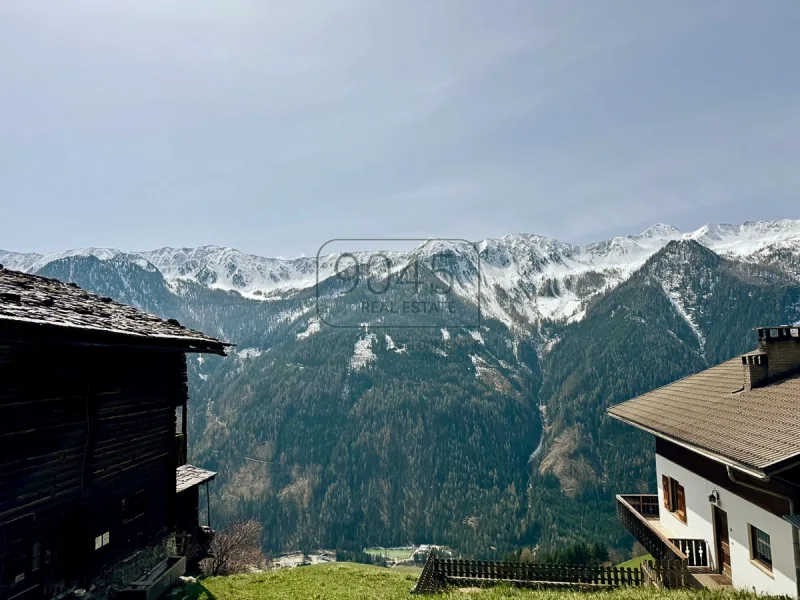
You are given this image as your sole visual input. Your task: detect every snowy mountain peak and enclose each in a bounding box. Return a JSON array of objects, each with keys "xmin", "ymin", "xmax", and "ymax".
[
  {"xmin": 636, "ymin": 223, "xmax": 682, "ymax": 239},
  {"xmin": 0, "ymin": 246, "xmax": 126, "ymax": 273},
  {"xmin": 3, "ymin": 218, "xmax": 799, "ymax": 324}
]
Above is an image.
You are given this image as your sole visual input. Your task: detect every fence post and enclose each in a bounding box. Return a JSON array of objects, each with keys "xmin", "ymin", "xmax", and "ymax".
[{"xmin": 411, "ymin": 550, "xmax": 438, "ymax": 594}]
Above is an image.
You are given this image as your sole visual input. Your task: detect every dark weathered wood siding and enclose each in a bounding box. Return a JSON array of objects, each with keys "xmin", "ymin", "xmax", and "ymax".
[{"xmin": 0, "ymin": 337, "xmax": 188, "ymax": 600}]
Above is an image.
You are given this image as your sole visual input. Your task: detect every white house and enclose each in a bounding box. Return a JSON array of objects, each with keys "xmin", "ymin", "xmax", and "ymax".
[{"xmin": 608, "ymin": 325, "xmax": 800, "ymax": 597}]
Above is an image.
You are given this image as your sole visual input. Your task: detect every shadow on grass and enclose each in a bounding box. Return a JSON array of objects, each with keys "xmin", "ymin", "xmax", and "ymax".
[{"xmin": 174, "ymin": 576, "xmax": 217, "ymax": 600}]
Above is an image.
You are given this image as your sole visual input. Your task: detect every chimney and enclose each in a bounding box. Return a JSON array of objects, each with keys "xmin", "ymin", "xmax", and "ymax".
[
  {"xmin": 742, "ymin": 353, "xmax": 768, "ymax": 390},
  {"xmin": 745, "ymin": 326, "xmax": 800, "ymax": 388}
]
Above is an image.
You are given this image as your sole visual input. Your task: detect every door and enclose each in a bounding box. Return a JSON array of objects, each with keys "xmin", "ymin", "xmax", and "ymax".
[{"xmin": 713, "ymin": 505, "xmax": 732, "ymax": 577}]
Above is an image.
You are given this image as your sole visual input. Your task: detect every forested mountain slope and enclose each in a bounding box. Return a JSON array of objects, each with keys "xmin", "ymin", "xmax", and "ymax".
[
  {"xmin": 529, "ymin": 240, "xmax": 800, "ymax": 551},
  {"xmin": 6, "ymin": 220, "xmax": 800, "ymax": 560}
]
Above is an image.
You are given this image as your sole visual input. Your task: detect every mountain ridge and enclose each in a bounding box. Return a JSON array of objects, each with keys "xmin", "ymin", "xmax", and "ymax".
[{"xmin": 3, "ymin": 220, "xmax": 800, "ymax": 328}]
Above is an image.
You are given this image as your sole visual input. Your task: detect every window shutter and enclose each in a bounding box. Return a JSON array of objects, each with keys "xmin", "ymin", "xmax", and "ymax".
[
  {"xmin": 662, "ymin": 475, "xmax": 670, "ymax": 510},
  {"xmin": 676, "ymin": 484, "xmax": 687, "ymax": 524}
]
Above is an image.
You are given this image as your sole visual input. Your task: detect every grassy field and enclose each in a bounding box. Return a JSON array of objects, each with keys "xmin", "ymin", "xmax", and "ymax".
[
  {"xmin": 390, "ymin": 565, "xmax": 423, "ymax": 575},
  {"xmin": 365, "ymin": 547, "xmax": 415, "ymax": 560},
  {"xmin": 616, "ymin": 555, "xmax": 653, "ymax": 569},
  {"xmin": 178, "ymin": 562, "xmax": 757, "ymax": 600}
]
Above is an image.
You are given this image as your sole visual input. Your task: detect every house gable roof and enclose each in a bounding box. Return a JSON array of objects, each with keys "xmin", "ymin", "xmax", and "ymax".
[
  {"xmin": 0, "ymin": 266, "xmax": 229, "ymax": 354},
  {"xmin": 607, "ymin": 357, "xmax": 800, "ymax": 475}
]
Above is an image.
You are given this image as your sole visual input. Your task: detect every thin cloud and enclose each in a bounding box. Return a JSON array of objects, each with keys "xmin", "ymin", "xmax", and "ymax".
[{"xmin": 0, "ymin": 0, "xmax": 798, "ymax": 256}]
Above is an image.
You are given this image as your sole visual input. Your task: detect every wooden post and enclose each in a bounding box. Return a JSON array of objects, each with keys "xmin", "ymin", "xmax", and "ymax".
[{"xmin": 205, "ymin": 480, "xmax": 211, "ymax": 528}]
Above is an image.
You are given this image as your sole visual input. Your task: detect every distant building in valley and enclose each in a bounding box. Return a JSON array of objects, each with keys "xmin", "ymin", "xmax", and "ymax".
[
  {"xmin": 0, "ymin": 267, "xmax": 230, "ymax": 600},
  {"xmin": 609, "ymin": 325, "xmax": 800, "ymax": 597}
]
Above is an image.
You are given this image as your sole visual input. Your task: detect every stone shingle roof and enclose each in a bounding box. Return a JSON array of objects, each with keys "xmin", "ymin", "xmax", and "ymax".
[
  {"xmin": 607, "ymin": 357, "xmax": 800, "ymax": 474},
  {"xmin": 0, "ymin": 266, "xmax": 228, "ymax": 354},
  {"xmin": 176, "ymin": 464, "xmax": 217, "ymax": 493}
]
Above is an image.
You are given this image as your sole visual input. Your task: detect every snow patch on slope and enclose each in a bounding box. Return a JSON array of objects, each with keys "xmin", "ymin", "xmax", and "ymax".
[
  {"xmin": 384, "ymin": 334, "xmax": 407, "ymax": 354},
  {"xmin": 350, "ymin": 333, "xmax": 377, "ymax": 371},
  {"xmin": 296, "ymin": 318, "xmax": 321, "ymax": 340},
  {"xmin": 660, "ymin": 283, "xmax": 706, "ymax": 351},
  {"xmin": 275, "ymin": 305, "xmax": 314, "ymax": 324},
  {"xmin": 468, "ymin": 330, "xmax": 485, "ymax": 344}
]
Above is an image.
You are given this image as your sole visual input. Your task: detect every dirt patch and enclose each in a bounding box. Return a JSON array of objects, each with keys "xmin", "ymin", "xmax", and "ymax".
[{"xmin": 538, "ymin": 426, "xmax": 599, "ymax": 497}]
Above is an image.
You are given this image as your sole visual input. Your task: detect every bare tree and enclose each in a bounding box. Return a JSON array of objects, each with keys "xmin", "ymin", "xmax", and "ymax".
[{"xmin": 200, "ymin": 520, "xmax": 265, "ymax": 576}]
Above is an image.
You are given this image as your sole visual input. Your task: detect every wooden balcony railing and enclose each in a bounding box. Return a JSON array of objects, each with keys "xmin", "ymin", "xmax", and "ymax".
[
  {"xmin": 619, "ymin": 494, "xmax": 660, "ymax": 518},
  {"xmin": 616, "ymin": 495, "xmax": 710, "ymax": 569},
  {"xmin": 669, "ymin": 538, "xmax": 709, "ymax": 568},
  {"xmin": 616, "ymin": 495, "xmax": 688, "ymax": 562}
]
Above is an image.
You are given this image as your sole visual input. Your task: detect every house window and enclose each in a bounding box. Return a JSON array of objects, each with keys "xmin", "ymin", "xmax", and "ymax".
[
  {"xmin": 94, "ymin": 532, "xmax": 110, "ymax": 550},
  {"xmin": 662, "ymin": 475, "xmax": 687, "ymax": 524},
  {"xmin": 122, "ymin": 490, "xmax": 147, "ymax": 522},
  {"xmin": 749, "ymin": 525, "xmax": 772, "ymax": 570},
  {"xmin": 32, "ymin": 542, "xmax": 40, "ymax": 572}
]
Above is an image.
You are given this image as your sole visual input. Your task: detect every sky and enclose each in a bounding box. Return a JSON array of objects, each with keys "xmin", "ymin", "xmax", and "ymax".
[{"xmin": 1, "ymin": 0, "xmax": 800, "ymax": 258}]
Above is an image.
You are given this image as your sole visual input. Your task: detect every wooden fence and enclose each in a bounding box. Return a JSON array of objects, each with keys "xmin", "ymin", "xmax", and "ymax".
[
  {"xmin": 412, "ymin": 553, "xmax": 691, "ymax": 594},
  {"xmin": 641, "ymin": 559, "xmax": 694, "ymax": 589}
]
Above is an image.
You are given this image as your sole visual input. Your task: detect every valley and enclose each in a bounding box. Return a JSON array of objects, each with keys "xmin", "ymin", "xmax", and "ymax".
[{"xmin": 4, "ymin": 219, "xmax": 800, "ymax": 562}]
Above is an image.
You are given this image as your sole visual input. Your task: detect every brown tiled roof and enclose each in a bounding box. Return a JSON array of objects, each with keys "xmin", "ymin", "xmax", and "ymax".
[
  {"xmin": 0, "ymin": 267, "xmax": 229, "ymax": 354},
  {"xmin": 607, "ymin": 357, "xmax": 800, "ymax": 474},
  {"xmin": 176, "ymin": 464, "xmax": 217, "ymax": 493}
]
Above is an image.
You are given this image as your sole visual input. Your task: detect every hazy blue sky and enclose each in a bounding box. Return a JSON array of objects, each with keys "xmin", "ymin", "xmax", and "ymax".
[{"xmin": 1, "ymin": 1, "xmax": 799, "ymax": 257}]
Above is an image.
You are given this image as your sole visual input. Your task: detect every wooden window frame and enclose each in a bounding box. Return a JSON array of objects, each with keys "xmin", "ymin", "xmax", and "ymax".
[
  {"xmin": 749, "ymin": 524, "xmax": 773, "ymax": 572},
  {"xmin": 122, "ymin": 489, "xmax": 147, "ymax": 523},
  {"xmin": 662, "ymin": 475, "xmax": 687, "ymax": 524},
  {"xmin": 32, "ymin": 542, "xmax": 40, "ymax": 573}
]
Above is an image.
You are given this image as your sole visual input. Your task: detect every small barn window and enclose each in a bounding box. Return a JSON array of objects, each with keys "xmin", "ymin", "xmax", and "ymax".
[
  {"xmin": 122, "ymin": 490, "xmax": 147, "ymax": 522},
  {"xmin": 94, "ymin": 532, "xmax": 110, "ymax": 550},
  {"xmin": 750, "ymin": 525, "xmax": 772, "ymax": 570},
  {"xmin": 32, "ymin": 542, "xmax": 40, "ymax": 572}
]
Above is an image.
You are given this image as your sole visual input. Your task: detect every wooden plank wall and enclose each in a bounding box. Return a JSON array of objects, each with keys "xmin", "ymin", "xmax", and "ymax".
[{"xmin": 0, "ymin": 339, "xmax": 188, "ymax": 599}]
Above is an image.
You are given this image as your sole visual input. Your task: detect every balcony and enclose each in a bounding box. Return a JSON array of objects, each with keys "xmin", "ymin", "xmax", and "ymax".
[{"xmin": 616, "ymin": 495, "xmax": 710, "ymax": 568}]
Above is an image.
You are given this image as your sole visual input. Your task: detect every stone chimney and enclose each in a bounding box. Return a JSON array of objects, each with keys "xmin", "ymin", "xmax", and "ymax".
[{"xmin": 744, "ymin": 326, "xmax": 800, "ymax": 389}]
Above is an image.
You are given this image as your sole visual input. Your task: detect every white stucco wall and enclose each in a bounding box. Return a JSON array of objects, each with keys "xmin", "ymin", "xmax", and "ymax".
[{"xmin": 656, "ymin": 454, "xmax": 797, "ymax": 597}]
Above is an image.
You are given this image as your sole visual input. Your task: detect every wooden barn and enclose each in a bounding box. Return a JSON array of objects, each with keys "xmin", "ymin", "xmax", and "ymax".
[{"xmin": 0, "ymin": 266, "xmax": 229, "ymax": 600}]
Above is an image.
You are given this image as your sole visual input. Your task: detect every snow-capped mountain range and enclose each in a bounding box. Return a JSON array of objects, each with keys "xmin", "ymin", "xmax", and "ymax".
[
  {"xmin": 8, "ymin": 221, "xmax": 798, "ymax": 555},
  {"xmin": 3, "ymin": 219, "xmax": 800, "ymax": 326}
]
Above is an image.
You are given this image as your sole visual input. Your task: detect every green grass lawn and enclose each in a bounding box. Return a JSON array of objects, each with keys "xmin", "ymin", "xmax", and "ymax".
[
  {"xmin": 615, "ymin": 556, "xmax": 653, "ymax": 570},
  {"xmin": 177, "ymin": 561, "xmax": 757, "ymax": 600},
  {"xmin": 389, "ymin": 565, "xmax": 423, "ymax": 575},
  {"xmin": 365, "ymin": 547, "xmax": 415, "ymax": 560}
]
